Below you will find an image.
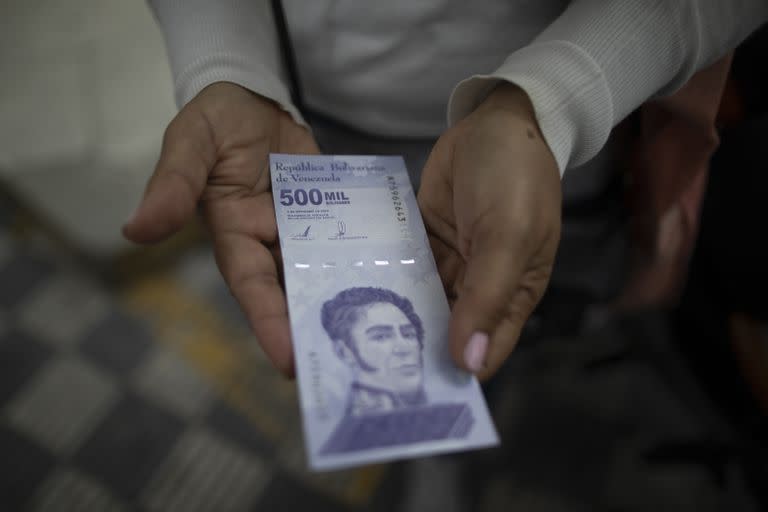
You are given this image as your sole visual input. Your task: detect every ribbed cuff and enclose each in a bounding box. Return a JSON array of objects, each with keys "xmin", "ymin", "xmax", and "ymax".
[
  {"xmin": 448, "ymin": 40, "xmax": 613, "ymax": 175},
  {"xmin": 174, "ymin": 52, "xmax": 308, "ymax": 128}
]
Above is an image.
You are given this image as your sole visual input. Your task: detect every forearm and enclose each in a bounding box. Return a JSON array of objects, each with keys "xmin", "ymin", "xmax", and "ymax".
[
  {"xmin": 449, "ymin": 0, "xmax": 768, "ymax": 173},
  {"xmin": 148, "ymin": 0, "xmax": 305, "ymax": 124}
]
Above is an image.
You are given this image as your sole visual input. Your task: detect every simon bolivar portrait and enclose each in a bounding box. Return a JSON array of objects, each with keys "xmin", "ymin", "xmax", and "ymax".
[{"xmin": 319, "ymin": 287, "xmax": 473, "ymax": 455}]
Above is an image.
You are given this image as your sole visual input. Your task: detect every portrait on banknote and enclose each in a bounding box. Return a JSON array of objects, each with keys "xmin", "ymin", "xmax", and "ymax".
[{"xmin": 318, "ymin": 286, "xmax": 474, "ymax": 454}]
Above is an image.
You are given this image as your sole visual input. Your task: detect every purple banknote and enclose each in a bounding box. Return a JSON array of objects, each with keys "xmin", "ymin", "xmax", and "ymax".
[{"xmin": 271, "ymin": 154, "xmax": 498, "ymax": 470}]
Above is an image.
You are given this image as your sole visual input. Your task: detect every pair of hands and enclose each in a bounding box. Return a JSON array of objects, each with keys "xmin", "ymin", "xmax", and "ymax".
[{"xmin": 123, "ymin": 82, "xmax": 561, "ymax": 380}]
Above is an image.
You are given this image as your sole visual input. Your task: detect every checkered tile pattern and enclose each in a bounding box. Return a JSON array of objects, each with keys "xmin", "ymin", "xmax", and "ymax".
[
  {"xmin": 5, "ymin": 357, "xmax": 117, "ymax": 455},
  {"xmin": 2, "ymin": 198, "xmax": 764, "ymax": 511},
  {"xmin": 0, "ymin": 215, "xmax": 380, "ymax": 511},
  {"xmin": 17, "ymin": 275, "xmax": 110, "ymax": 349},
  {"xmin": 30, "ymin": 469, "xmax": 126, "ymax": 512},
  {"xmin": 133, "ymin": 347, "xmax": 214, "ymax": 419},
  {"xmin": 141, "ymin": 429, "xmax": 270, "ymax": 512}
]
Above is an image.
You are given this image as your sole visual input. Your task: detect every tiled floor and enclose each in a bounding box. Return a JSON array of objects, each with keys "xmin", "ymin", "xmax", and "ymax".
[
  {"xmin": 0, "ymin": 206, "xmax": 395, "ymax": 511},
  {"xmin": 1, "ymin": 199, "xmax": 765, "ymax": 511}
]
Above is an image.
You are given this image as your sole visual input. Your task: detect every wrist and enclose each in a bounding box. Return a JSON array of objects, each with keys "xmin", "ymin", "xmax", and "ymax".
[
  {"xmin": 471, "ymin": 83, "xmax": 557, "ymax": 169},
  {"xmin": 474, "ymin": 82, "xmax": 544, "ymax": 138}
]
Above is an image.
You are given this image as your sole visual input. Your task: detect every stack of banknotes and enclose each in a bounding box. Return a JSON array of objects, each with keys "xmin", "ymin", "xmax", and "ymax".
[{"xmin": 270, "ymin": 154, "xmax": 498, "ymax": 470}]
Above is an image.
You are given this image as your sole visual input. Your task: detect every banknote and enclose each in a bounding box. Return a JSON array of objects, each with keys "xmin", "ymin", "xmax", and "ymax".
[{"xmin": 270, "ymin": 154, "xmax": 499, "ymax": 470}]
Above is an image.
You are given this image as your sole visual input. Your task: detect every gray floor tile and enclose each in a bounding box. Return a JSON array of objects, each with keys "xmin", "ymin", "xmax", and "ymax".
[
  {"xmin": 74, "ymin": 392, "xmax": 184, "ymax": 500},
  {"xmin": 133, "ymin": 347, "xmax": 214, "ymax": 419},
  {"xmin": 0, "ymin": 329, "xmax": 53, "ymax": 407},
  {"xmin": 30, "ymin": 468, "xmax": 126, "ymax": 512},
  {"xmin": 4, "ymin": 357, "xmax": 117, "ymax": 455},
  {"xmin": 141, "ymin": 428, "xmax": 271, "ymax": 512},
  {"xmin": 204, "ymin": 400, "xmax": 276, "ymax": 458},
  {"xmin": 80, "ymin": 311, "xmax": 153, "ymax": 377},
  {"xmin": 18, "ymin": 273, "xmax": 110, "ymax": 349},
  {"xmin": 254, "ymin": 472, "xmax": 352, "ymax": 512},
  {"xmin": 400, "ymin": 458, "xmax": 465, "ymax": 512},
  {"xmin": 0, "ymin": 252, "xmax": 54, "ymax": 309},
  {"xmin": 0, "ymin": 424, "xmax": 55, "ymax": 509}
]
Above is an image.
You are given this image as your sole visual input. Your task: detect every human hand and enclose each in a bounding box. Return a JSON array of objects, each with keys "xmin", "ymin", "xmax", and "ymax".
[
  {"xmin": 418, "ymin": 83, "xmax": 562, "ymax": 380},
  {"xmin": 123, "ymin": 82, "xmax": 319, "ymax": 376}
]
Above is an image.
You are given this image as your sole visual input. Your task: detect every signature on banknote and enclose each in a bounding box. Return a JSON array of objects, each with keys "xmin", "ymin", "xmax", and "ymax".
[{"xmin": 290, "ymin": 225, "xmax": 313, "ymax": 241}]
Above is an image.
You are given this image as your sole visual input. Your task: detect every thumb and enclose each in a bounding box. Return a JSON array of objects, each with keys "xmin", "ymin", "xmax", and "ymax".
[
  {"xmin": 449, "ymin": 221, "xmax": 527, "ymax": 376},
  {"xmin": 123, "ymin": 106, "xmax": 215, "ymax": 244}
]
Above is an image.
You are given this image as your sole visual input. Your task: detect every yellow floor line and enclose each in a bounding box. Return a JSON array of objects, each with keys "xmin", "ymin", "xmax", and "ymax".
[{"xmin": 119, "ymin": 274, "xmax": 386, "ymax": 506}]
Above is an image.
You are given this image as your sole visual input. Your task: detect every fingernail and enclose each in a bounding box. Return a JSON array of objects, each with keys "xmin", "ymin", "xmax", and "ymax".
[{"xmin": 464, "ymin": 331, "xmax": 489, "ymax": 373}]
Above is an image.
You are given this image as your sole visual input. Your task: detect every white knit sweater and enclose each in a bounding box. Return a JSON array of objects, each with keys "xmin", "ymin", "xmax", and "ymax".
[{"xmin": 148, "ymin": 0, "xmax": 767, "ymax": 174}]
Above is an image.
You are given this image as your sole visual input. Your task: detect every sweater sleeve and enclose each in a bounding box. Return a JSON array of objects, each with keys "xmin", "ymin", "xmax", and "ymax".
[
  {"xmin": 448, "ymin": 0, "xmax": 768, "ymax": 175},
  {"xmin": 147, "ymin": 0, "xmax": 306, "ymax": 125}
]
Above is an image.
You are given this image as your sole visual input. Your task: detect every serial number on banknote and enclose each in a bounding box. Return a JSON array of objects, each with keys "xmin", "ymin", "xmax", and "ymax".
[
  {"xmin": 387, "ymin": 175, "xmax": 411, "ymax": 240},
  {"xmin": 386, "ymin": 176, "xmax": 406, "ymax": 223}
]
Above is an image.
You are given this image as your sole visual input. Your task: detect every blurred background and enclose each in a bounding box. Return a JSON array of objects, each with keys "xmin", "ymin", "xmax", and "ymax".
[{"xmin": 1, "ymin": 1, "xmax": 766, "ymax": 511}]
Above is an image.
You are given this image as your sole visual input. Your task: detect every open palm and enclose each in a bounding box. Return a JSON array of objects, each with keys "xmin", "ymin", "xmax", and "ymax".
[{"xmin": 123, "ymin": 82, "xmax": 319, "ymax": 376}]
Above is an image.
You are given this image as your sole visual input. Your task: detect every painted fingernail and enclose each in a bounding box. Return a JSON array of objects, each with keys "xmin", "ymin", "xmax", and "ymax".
[{"xmin": 464, "ymin": 331, "xmax": 489, "ymax": 373}]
